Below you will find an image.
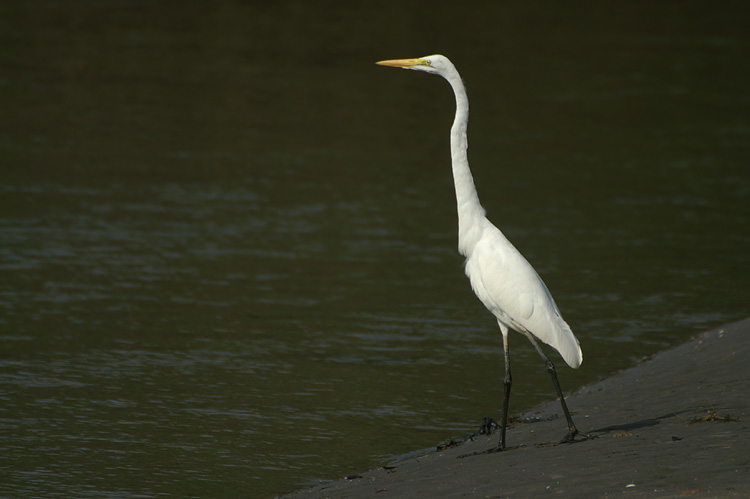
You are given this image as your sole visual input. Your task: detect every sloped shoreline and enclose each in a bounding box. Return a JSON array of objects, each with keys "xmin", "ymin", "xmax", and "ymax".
[{"xmin": 280, "ymin": 317, "xmax": 750, "ymax": 498}]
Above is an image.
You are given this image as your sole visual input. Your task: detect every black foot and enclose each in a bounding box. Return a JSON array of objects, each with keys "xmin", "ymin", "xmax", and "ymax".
[
  {"xmin": 560, "ymin": 428, "xmax": 597, "ymax": 444},
  {"xmin": 458, "ymin": 444, "xmax": 516, "ymax": 458}
]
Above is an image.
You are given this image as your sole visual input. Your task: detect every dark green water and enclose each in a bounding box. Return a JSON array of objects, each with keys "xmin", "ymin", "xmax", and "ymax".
[{"xmin": 1, "ymin": 1, "xmax": 748, "ymax": 497}]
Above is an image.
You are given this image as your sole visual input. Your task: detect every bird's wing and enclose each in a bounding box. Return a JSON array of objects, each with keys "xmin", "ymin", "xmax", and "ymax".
[
  {"xmin": 465, "ymin": 222, "xmax": 582, "ymax": 368},
  {"xmin": 465, "ymin": 227, "xmax": 548, "ymax": 325}
]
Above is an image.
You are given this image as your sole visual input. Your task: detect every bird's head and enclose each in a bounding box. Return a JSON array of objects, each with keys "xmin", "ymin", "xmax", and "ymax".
[{"xmin": 376, "ymin": 54, "xmax": 453, "ymax": 76}]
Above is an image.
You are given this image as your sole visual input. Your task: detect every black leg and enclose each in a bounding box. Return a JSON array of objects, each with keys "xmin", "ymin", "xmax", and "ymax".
[
  {"xmin": 497, "ymin": 331, "xmax": 512, "ymax": 451},
  {"xmin": 522, "ymin": 331, "xmax": 589, "ymax": 443}
]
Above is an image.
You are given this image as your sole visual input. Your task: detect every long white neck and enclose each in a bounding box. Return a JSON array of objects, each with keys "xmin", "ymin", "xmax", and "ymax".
[{"xmin": 441, "ymin": 66, "xmax": 486, "ymax": 257}]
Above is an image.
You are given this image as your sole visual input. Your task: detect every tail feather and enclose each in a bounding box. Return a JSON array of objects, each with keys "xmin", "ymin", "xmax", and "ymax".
[{"xmin": 555, "ymin": 320, "xmax": 582, "ymax": 369}]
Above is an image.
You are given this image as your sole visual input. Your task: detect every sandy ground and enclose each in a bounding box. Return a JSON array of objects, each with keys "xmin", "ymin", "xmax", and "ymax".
[{"xmin": 280, "ymin": 317, "xmax": 750, "ymax": 498}]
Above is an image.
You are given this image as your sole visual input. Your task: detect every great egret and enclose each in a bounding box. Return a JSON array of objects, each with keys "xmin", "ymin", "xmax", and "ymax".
[{"xmin": 376, "ymin": 55, "xmax": 589, "ymax": 450}]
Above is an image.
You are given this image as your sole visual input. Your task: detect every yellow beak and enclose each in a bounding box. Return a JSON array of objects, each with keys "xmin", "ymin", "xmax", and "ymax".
[{"xmin": 376, "ymin": 58, "xmax": 427, "ymax": 68}]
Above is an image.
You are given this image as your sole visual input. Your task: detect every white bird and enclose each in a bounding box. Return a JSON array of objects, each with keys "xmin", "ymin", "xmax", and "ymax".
[{"xmin": 377, "ymin": 54, "xmax": 590, "ymax": 450}]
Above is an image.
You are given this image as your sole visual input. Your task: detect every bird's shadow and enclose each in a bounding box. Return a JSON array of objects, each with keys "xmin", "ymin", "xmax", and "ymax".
[
  {"xmin": 456, "ymin": 410, "xmax": 698, "ymax": 458},
  {"xmin": 589, "ymin": 409, "xmax": 693, "ymax": 435}
]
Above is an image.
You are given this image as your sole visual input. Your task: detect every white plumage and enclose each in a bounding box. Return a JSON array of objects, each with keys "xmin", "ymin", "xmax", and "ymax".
[
  {"xmin": 377, "ymin": 54, "xmax": 591, "ymax": 449},
  {"xmin": 465, "ymin": 220, "xmax": 582, "ymax": 368}
]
